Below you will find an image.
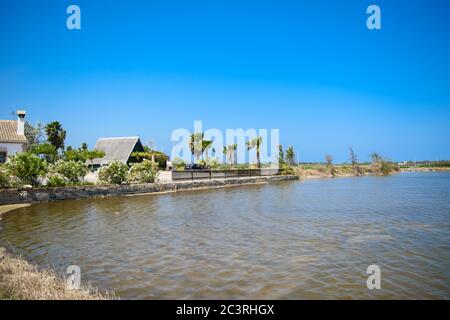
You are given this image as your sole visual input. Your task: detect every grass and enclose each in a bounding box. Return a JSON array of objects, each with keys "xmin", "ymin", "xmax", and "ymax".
[{"xmin": 0, "ymin": 249, "xmax": 114, "ymax": 300}]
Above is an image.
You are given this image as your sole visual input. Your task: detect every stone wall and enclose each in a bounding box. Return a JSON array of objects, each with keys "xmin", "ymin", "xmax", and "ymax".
[{"xmin": 0, "ymin": 175, "xmax": 298, "ymax": 205}]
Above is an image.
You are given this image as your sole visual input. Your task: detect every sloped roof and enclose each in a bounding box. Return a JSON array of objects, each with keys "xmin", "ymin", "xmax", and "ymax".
[
  {"xmin": 0, "ymin": 120, "xmax": 27, "ymax": 143},
  {"xmin": 91, "ymin": 136, "xmax": 143, "ymax": 166}
]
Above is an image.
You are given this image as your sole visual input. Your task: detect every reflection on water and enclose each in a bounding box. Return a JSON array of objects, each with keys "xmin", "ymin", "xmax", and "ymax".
[{"xmin": 1, "ymin": 172, "xmax": 449, "ymax": 299}]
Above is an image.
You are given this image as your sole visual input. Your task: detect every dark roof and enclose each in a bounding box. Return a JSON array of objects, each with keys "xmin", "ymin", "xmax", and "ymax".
[
  {"xmin": 91, "ymin": 136, "xmax": 143, "ymax": 166},
  {"xmin": 0, "ymin": 120, "xmax": 27, "ymax": 143}
]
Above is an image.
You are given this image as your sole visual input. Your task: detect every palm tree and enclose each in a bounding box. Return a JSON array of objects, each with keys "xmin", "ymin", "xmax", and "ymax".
[
  {"xmin": 223, "ymin": 144, "xmax": 237, "ymax": 167},
  {"xmin": 45, "ymin": 121, "xmax": 67, "ymax": 152},
  {"xmin": 202, "ymin": 140, "xmax": 213, "ymax": 160},
  {"xmin": 189, "ymin": 133, "xmax": 204, "ymax": 163},
  {"xmin": 246, "ymin": 137, "xmax": 263, "ymax": 168}
]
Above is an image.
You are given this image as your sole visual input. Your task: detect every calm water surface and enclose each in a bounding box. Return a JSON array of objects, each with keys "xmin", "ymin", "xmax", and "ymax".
[{"xmin": 1, "ymin": 172, "xmax": 449, "ymax": 299}]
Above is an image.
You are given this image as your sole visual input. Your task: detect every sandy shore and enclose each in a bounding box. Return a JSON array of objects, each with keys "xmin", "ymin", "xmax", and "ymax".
[{"xmin": 0, "ymin": 204, "xmax": 30, "ymax": 216}]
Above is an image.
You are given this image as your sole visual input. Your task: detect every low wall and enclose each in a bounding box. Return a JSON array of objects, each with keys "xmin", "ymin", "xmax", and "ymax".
[{"xmin": 0, "ymin": 175, "xmax": 298, "ymax": 205}]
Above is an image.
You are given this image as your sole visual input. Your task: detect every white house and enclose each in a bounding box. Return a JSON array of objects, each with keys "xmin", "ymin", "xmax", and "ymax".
[{"xmin": 0, "ymin": 110, "xmax": 28, "ymax": 163}]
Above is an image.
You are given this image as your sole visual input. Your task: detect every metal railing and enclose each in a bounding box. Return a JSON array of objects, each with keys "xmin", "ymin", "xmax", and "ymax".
[{"xmin": 171, "ymin": 168, "xmax": 279, "ymax": 181}]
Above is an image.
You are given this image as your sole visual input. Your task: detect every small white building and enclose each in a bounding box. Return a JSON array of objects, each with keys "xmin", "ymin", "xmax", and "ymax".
[{"xmin": 0, "ymin": 110, "xmax": 28, "ymax": 163}]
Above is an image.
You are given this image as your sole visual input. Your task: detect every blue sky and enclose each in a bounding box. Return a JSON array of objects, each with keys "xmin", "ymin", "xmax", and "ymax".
[{"xmin": 0, "ymin": 0, "xmax": 449, "ymax": 162}]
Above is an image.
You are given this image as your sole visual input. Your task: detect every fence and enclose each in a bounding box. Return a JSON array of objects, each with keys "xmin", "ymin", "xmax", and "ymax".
[{"xmin": 171, "ymin": 168, "xmax": 279, "ymax": 181}]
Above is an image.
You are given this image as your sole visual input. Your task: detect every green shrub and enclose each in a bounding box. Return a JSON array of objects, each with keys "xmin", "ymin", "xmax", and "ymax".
[
  {"xmin": 127, "ymin": 160, "xmax": 159, "ymax": 183},
  {"xmin": 380, "ymin": 160, "xmax": 397, "ymax": 175},
  {"xmin": 206, "ymin": 158, "xmax": 219, "ymax": 169},
  {"xmin": 279, "ymin": 164, "xmax": 295, "ymax": 175},
  {"xmin": 0, "ymin": 165, "xmax": 11, "ymax": 188},
  {"xmin": 46, "ymin": 173, "xmax": 68, "ymax": 187},
  {"xmin": 172, "ymin": 157, "xmax": 185, "ymax": 171},
  {"xmin": 6, "ymin": 153, "xmax": 47, "ymax": 187},
  {"xmin": 98, "ymin": 161, "xmax": 129, "ymax": 184},
  {"xmin": 48, "ymin": 160, "xmax": 88, "ymax": 185}
]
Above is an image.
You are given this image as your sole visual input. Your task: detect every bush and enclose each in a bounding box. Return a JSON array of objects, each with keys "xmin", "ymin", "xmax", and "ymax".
[
  {"xmin": 48, "ymin": 160, "xmax": 89, "ymax": 185},
  {"xmin": 0, "ymin": 165, "xmax": 11, "ymax": 188},
  {"xmin": 206, "ymin": 158, "xmax": 219, "ymax": 169},
  {"xmin": 379, "ymin": 160, "xmax": 398, "ymax": 175},
  {"xmin": 127, "ymin": 160, "xmax": 159, "ymax": 183},
  {"xmin": 172, "ymin": 157, "xmax": 185, "ymax": 171},
  {"xmin": 98, "ymin": 161, "xmax": 128, "ymax": 184},
  {"xmin": 46, "ymin": 173, "xmax": 67, "ymax": 187},
  {"xmin": 6, "ymin": 153, "xmax": 47, "ymax": 187}
]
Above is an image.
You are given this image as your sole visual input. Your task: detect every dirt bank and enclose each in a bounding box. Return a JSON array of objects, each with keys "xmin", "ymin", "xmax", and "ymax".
[{"xmin": 0, "ymin": 249, "xmax": 113, "ymax": 300}]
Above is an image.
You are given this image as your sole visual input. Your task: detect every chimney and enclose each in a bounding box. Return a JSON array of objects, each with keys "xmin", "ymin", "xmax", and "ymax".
[{"xmin": 17, "ymin": 110, "xmax": 26, "ymax": 136}]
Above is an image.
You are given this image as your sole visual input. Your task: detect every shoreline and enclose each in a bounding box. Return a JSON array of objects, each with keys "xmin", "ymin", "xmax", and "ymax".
[{"xmin": 0, "ymin": 175, "xmax": 298, "ymax": 206}]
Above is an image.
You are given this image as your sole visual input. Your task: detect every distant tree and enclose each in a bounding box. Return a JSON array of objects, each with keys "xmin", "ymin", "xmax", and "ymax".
[
  {"xmin": 278, "ymin": 145, "xmax": 285, "ymax": 165},
  {"xmin": 325, "ymin": 154, "xmax": 336, "ymax": 176},
  {"xmin": 24, "ymin": 121, "xmax": 44, "ymax": 147},
  {"xmin": 45, "ymin": 121, "xmax": 66, "ymax": 151},
  {"xmin": 246, "ymin": 136, "xmax": 263, "ymax": 168},
  {"xmin": 85, "ymin": 150, "xmax": 106, "ymax": 171},
  {"xmin": 370, "ymin": 152, "xmax": 382, "ymax": 163},
  {"xmin": 325, "ymin": 154, "xmax": 333, "ymax": 166},
  {"xmin": 285, "ymin": 146, "xmax": 296, "ymax": 166},
  {"xmin": 349, "ymin": 147, "xmax": 360, "ymax": 175},
  {"xmin": 29, "ymin": 143, "xmax": 58, "ymax": 163},
  {"xmin": 81, "ymin": 143, "xmax": 88, "ymax": 151},
  {"xmin": 223, "ymin": 144, "xmax": 237, "ymax": 167},
  {"xmin": 131, "ymin": 150, "xmax": 169, "ymax": 168}
]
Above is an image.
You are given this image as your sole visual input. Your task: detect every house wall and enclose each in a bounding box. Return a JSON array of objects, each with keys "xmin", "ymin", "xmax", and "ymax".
[{"xmin": 0, "ymin": 142, "xmax": 26, "ymax": 162}]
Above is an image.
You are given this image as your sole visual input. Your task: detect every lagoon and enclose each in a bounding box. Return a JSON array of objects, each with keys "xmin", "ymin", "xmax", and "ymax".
[{"xmin": 1, "ymin": 172, "xmax": 449, "ymax": 299}]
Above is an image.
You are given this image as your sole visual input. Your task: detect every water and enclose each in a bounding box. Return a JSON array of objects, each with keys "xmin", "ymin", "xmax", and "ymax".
[{"xmin": 1, "ymin": 172, "xmax": 449, "ymax": 299}]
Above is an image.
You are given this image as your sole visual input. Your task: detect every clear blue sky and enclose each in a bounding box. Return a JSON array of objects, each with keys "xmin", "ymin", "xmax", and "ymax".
[{"xmin": 0, "ymin": 0, "xmax": 449, "ymax": 162}]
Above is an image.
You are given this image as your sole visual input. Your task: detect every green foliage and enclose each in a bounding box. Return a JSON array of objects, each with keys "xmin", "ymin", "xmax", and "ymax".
[
  {"xmin": 172, "ymin": 157, "xmax": 185, "ymax": 171},
  {"xmin": 85, "ymin": 150, "xmax": 105, "ymax": 165},
  {"xmin": 64, "ymin": 148, "xmax": 88, "ymax": 162},
  {"xmin": 223, "ymin": 144, "xmax": 237, "ymax": 166},
  {"xmin": 29, "ymin": 143, "xmax": 58, "ymax": 163},
  {"xmin": 0, "ymin": 165, "xmax": 11, "ymax": 188},
  {"xmin": 131, "ymin": 150, "xmax": 169, "ymax": 168},
  {"xmin": 207, "ymin": 158, "xmax": 219, "ymax": 169},
  {"xmin": 127, "ymin": 160, "xmax": 159, "ymax": 183},
  {"xmin": 6, "ymin": 153, "xmax": 47, "ymax": 187},
  {"xmin": 98, "ymin": 161, "xmax": 129, "ymax": 184},
  {"xmin": 285, "ymin": 146, "xmax": 296, "ymax": 166},
  {"xmin": 278, "ymin": 163, "xmax": 294, "ymax": 175},
  {"xmin": 45, "ymin": 121, "xmax": 67, "ymax": 151},
  {"xmin": 246, "ymin": 136, "xmax": 263, "ymax": 168},
  {"xmin": 189, "ymin": 132, "xmax": 204, "ymax": 161},
  {"xmin": 46, "ymin": 174, "xmax": 68, "ymax": 187},
  {"xmin": 278, "ymin": 145, "xmax": 285, "ymax": 165},
  {"xmin": 48, "ymin": 160, "xmax": 88, "ymax": 185}
]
